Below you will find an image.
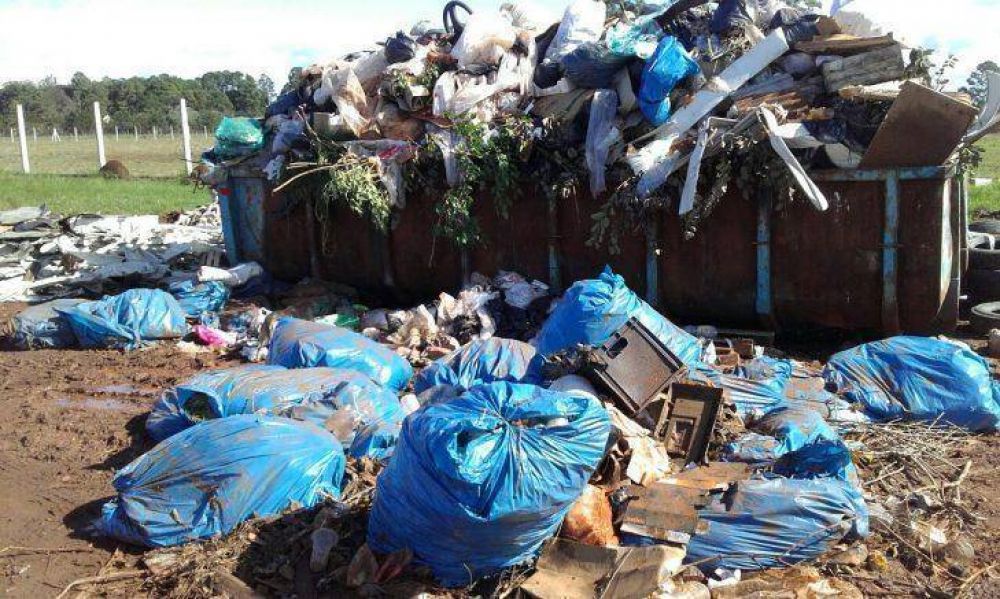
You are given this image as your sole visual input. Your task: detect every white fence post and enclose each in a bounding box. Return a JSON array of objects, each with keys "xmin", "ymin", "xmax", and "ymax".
[
  {"xmin": 134, "ymin": 126, "xmax": 139, "ymax": 140},
  {"xmin": 203, "ymin": 125, "xmax": 208, "ymax": 139},
  {"xmin": 153, "ymin": 126, "xmax": 158, "ymax": 140},
  {"xmin": 180, "ymin": 98, "xmax": 193, "ymax": 175},
  {"xmin": 115, "ymin": 125, "xmax": 119, "ymax": 141},
  {"xmin": 16, "ymin": 104, "xmax": 30, "ymax": 173},
  {"xmin": 93, "ymin": 101, "xmax": 106, "ymax": 168},
  {"xmin": 32, "ymin": 127, "xmax": 37, "ymax": 142},
  {"xmin": 169, "ymin": 126, "xmax": 174, "ymax": 140},
  {"xmin": 74, "ymin": 127, "xmax": 79, "ymax": 142}
]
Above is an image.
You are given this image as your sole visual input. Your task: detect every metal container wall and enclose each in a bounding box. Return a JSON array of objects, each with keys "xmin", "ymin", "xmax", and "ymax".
[{"xmin": 223, "ymin": 166, "xmax": 961, "ymax": 334}]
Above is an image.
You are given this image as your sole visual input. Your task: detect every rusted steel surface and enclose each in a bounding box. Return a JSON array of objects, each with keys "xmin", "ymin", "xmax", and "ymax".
[{"xmin": 247, "ymin": 170, "xmax": 958, "ymax": 333}]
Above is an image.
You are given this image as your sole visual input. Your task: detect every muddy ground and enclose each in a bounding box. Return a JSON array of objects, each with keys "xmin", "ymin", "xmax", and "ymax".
[{"xmin": 0, "ymin": 299, "xmax": 998, "ymax": 597}]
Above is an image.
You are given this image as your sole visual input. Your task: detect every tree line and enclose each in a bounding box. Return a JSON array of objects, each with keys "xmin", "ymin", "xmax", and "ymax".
[{"xmin": 0, "ymin": 71, "xmax": 277, "ymax": 134}]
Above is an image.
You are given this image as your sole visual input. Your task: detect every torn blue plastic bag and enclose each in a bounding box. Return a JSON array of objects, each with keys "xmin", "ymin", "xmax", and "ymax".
[
  {"xmin": 368, "ymin": 382, "xmax": 610, "ymax": 586},
  {"xmin": 96, "ymin": 415, "xmax": 345, "ymax": 547},
  {"xmin": 685, "ymin": 476, "xmax": 869, "ymax": 572},
  {"xmin": 10, "ymin": 299, "xmax": 84, "ymax": 349},
  {"xmin": 823, "ymin": 336, "xmax": 1000, "ymax": 432},
  {"xmin": 690, "ymin": 361, "xmax": 789, "ymax": 418},
  {"xmin": 413, "ymin": 338, "xmax": 545, "ymax": 394},
  {"xmin": 168, "ymin": 280, "xmax": 229, "ymax": 318},
  {"xmin": 268, "ymin": 317, "xmax": 413, "ymax": 391},
  {"xmin": 146, "ymin": 364, "xmax": 404, "ymax": 459},
  {"xmin": 724, "ymin": 406, "xmax": 858, "ymax": 483},
  {"xmin": 57, "ymin": 289, "xmax": 189, "ymax": 349},
  {"xmin": 534, "ymin": 266, "xmax": 702, "ymax": 367},
  {"xmin": 638, "ymin": 36, "xmax": 701, "ymax": 125}
]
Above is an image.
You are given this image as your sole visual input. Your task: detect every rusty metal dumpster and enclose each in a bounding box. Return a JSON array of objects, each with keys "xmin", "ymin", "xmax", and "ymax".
[{"xmin": 220, "ymin": 158, "xmax": 966, "ymax": 335}]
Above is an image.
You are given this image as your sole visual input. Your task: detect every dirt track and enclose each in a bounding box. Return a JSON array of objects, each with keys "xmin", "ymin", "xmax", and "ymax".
[{"xmin": 0, "ymin": 298, "xmax": 998, "ymax": 597}]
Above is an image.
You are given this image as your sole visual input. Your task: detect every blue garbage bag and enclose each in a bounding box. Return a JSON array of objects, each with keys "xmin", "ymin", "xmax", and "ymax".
[
  {"xmin": 96, "ymin": 415, "xmax": 345, "ymax": 547},
  {"xmin": 823, "ymin": 336, "xmax": 1000, "ymax": 432},
  {"xmin": 168, "ymin": 280, "xmax": 229, "ymax": 318},
  {"xmin": 57, "ymin": 289, "xmax": 189, "ymax": 349},
  {"xmin": 534, "ymin": 266, "xmax": 702, "ymax": 367},
  {"xmin": 268, "ymin": 317, "xmax": 413, "ymax": 391},
  {"xmin": 367, "ymin": 382, "xmax": 610, "ymax": 586},
  {"xmin": 638, "ymin": 36, "xmax": 701, "ymax": 126},
  {"xmin": 413, "ymin": 338, "xmax": 545, "ymax": 394},
  {"xmin": 685, "ymin": 477, "xmax": 869, "ymax": 572},
  {"xmin": 146, "ymin": 364, "xmax": 404, "ymax": 460},
  {"xmin": 690, "ymin": 361, "xmax": 789, "ymax": 418},
  {"xmin": 10, "ymin": 299, "xmax": 84, "ymax": 349},
  {"xmin": 724, "ymin": 406, "xmax": 858, "ymax": 483}
]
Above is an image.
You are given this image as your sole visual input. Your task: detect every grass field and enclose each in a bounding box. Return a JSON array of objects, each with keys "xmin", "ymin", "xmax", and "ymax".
[
  {"xmin": 0, "ymin": 172, "xmax": 212, "ymax": 215},
  {"xmin": 970, "ymin": 135, "xmax": 1000, "ymax": 214},
  {"xmin": 0, "ymin": 133, "xmax": 213, "ymax": 179}
]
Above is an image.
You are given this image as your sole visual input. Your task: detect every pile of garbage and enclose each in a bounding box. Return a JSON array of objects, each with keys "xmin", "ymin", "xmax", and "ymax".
[
  {"xmin": 18, "ymin": 260, "xmax": 996, "ymax": 597},
  {"xmin": 0, "ymin": 204, "xmax": 223, "ymax": 303},
  {"xmin": 196, "ymin": 0, "xmax": 997, "ymax": 244}
]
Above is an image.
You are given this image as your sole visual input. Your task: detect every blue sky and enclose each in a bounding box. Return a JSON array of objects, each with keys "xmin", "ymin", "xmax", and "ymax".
[{"xmin": 0, "ymin": 0, "xmax": 995, "ymax": 87}]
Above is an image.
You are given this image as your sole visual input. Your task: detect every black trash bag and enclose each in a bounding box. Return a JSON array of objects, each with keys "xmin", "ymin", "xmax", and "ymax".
[
  {"xmin": 385, "ymin": 31, "xmax": 417, "ymax": 64},
  {"xmin": 534, "ymin": 61, "xmax": 564, "ymax": 89},
  {"xmin": 709, "ymin": 0, "xmax": 754, "ymax": 34},
  {"xmin": 769, "ymin": 9, "xmax": 821, "ymax": 44},
  {"xmin": 562, "ymin": 43, "xmax": 632, "ymax": 89}
]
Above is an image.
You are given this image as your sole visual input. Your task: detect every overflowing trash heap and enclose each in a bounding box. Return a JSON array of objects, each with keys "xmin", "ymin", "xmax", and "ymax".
[
  {"xmin": 8, "ymin": 252, "xmax": 1000, "ymax": 597},
  {"xmin": 5, "ymin": 0, "xmax": 1000, "ymax": 597},
  {"xmin": 198, "ymin": 0, "xmax": 996, "ymax": 247}
]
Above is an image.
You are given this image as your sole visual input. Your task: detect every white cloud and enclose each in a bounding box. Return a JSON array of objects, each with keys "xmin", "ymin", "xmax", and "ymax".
[{"xmin": 0, "ymin": 0, "xmax": 996, "ymax": 89}]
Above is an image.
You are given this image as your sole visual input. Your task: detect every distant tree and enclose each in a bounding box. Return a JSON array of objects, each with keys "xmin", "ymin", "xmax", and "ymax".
[
  {"xmin": 962, "ymin": 61, "xmax": 1000, "ymax": 108},
  {"xmin": 257, "ymin": 74, "xmax": 276, "ymax": 103},
  {"xmin": 281, "ymin": 67, "xmax": 304, "ymax": 95},
  {"xmin": 199, "ymin": 71, "xmax": 267, "ymax": 115}
]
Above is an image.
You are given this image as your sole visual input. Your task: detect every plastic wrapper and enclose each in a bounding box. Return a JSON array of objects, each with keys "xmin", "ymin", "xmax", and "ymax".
[
  {"xmin": 267, "ymin": 317, "xmax": 413, "ymax": 391},
  {"xmin": 450, "ymin": 11, "xmax": 517, "ymax": 69},
  {"xmin": 213, "ymin": 117, "xmax": 264, "ymax": 158},
  {"xmin": 639, "ymin": 36, "xmax": 701, "ymax": 126},
  {"xmin": 544, "ymin": 0, "xmax": 606, "ymax": 63},
  {"xmin": 96, "ymin": 415, "xmax": 345, "ymax": 547},
  {"xmin": 368, "ymin": 382, "xmax": 610, "ymax": 586},
  {"xmin": 585, "ymin": 89, "xmax": 621, "ymax": 197},
  {"xmin": 10, "ymin": 299, "xmax": 84, "ymax": 349},
  {"xmin": 413, "ymin": 337, "xmax": 545, "ymax": 393},
  {"xmin": 57, "ymin": 289, "xmax": 189, "ymax": 350},
  {"xmin": 823, "ymin": 336, "xmax": 1000, "ymax": 432},
  {"xmin": 685, "ymin": 476, "xmax": 868, "ymax": 572},
  {"xmin": 534, "ymin": 266, "xmax": 703, "ymax": 368},
  {"xmin": 314, "ymin": 64, "xmax": 370, "ymax": 137}
]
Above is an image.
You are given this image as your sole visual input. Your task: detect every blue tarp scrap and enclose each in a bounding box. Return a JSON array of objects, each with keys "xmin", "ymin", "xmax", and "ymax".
[
  {"xmin": 823, "ymin": 336, "xmax": 1000, "ymax": 432},
  {"xmin": 413, "ymin": 337, "xmax": 545, "ymax": 394},
  {"xmin": 268, "ymin": 317, "xmax": 413, "ymax": 391},
  {"xmin": 146, "ymin": 364, "xmax": 405, "ymax": 460},
  {"xmin": 10, "ymin": 299, "xmax": 84, "ymax": 349},
  {"xmin": 534, "ymin": 266, "xmax": 702, "ymax": 367},
  {"xmin": 685, "ymin": 476, "xmax": 869, "ymax": 572},
  {"xmin": 56, "ymin": 289, "xmax": 189, "ymax": 349},
  {"xmin": 368, "ymin": 382, "xmax": 610, "ymax": 586},
  {"xmin": 168, "ymin": 280, "xmax": 229, "ymax": 317},
  {"xmin": 96, "ymin": 415, "xmax": 345, "ymax": 548}
]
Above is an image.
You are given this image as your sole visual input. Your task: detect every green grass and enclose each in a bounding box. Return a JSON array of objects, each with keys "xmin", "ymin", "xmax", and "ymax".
[
  {"xmin": 0, "ymin": 133, "xmax": 213, "ymax": 178},
  {"xmin": 0, "ymin": 172, "xmax": 212, "ymax": 215},
  {"xmin": 971, "ymin": 135, "xmax": 1000, "ymax": 215}
]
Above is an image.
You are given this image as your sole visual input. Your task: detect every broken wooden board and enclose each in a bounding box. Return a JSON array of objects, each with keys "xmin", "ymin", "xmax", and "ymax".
[
  {"xmin": 821, "ymin": 44, "xmax": 905, "ymax": 92},
  {"xmin": 620, "ymin": 483, "xmax": 708, "ymax": 543},
  {"xmin": 521, "ymin": 539, "xmax": 686, "ymax": 599},
  {"xmin": 794, "ymin": 33, "xmax": 896, "ymax": 55},
  {"xmin": 859, "ymin": 81, "xmax": 979, "ymax": 169},
  {"xmin": 663, "ymin": 462, "xmax": 750, "ymax": 491}
]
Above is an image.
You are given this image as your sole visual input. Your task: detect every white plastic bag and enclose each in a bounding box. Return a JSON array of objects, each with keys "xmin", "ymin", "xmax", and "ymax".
[
  {"xmin": 585, "ymin": 89, "xmax": 621, "ymax": 197},
  {"xmin": 500, "ymin": 1, "xmax": 557, "ymax": 34},
  {"xmin": 451, "ymin": 12, "xmax": 517, "ymax": 69},
  {"xmin": 315, "ymin": 64, "xmax": 371, "ymax": 137},
  {"xmin": 544, "ymin": 0, "xmax": 606, "ymax": 62}
]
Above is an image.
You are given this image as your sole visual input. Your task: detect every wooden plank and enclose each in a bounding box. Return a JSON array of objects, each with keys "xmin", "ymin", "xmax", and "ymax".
[
  {"xmin": 859, "ymin": 81, "xmax": 979, "ymax": 169},
  {"xmin": 795, "ymin": 33, "xmax": 896, "ymax": 55},
  {"xmin": 821, "ymin": 44, "xmax": 905, "ymax": 92}
]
